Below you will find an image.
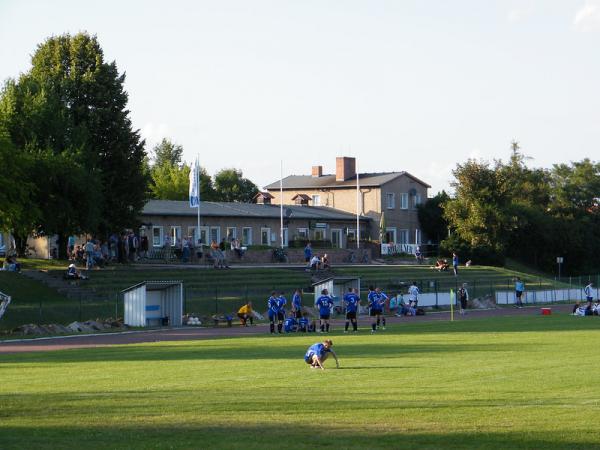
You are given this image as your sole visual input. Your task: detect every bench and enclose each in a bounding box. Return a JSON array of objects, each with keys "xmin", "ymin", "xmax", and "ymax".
[{"xmin": 212, "ymin": 315, "xmax": 233, "ymax": 327}]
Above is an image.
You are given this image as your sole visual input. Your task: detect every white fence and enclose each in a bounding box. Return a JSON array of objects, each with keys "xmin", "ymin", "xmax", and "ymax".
[{"xmin": 495, "ymin": 288, "xmax": 594, "ymax": 306}]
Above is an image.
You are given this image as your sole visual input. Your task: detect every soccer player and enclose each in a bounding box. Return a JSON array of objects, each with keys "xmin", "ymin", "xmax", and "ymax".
[
  {"xmin": 267, "ymin": 291, "xmax": 282, "ymax": 334},
  {"xmin": 315, "ymin": 289, "xmax": 334, "ymax": 333},
  {"xmin": 237, "ymin": 301, "xmax": 254, "ymax": 326},
  {"xmin": 515, "ymin": 277, "xmax": 525, "ymax": 308},
  {"xmin": 277, "ymin": 292, "xmax": 287, "ymax": 332},
  {"xmin": 408, "ymin": 281, "xmax": 420, "ymax": 308},
  {"xmin": 343, "ymin": 287, "xmax": 360, "ymax": 333},
  {"xmin": 368, "ymin": 286, "xmax": 387, "ymax": 332},
  {"xmin": 291, "ymin": 289, "xmax": 303, "ymax": 319},
  {"xmin": 457, "ymin": 283, "xmax": 469, "ymax": 316},
  {"xmin": 304, "ymin": 339, "xmax": 339, "ymax": 370}
]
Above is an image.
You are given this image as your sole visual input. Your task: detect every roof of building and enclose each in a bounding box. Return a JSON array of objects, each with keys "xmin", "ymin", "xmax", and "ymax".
[
  {"xmin": 142, "ymin": 200, "xmax": 371, "ymax": 221},
  {"xmin": 264, "ymin": 172, "xmax": 431, "ymax": 190}
]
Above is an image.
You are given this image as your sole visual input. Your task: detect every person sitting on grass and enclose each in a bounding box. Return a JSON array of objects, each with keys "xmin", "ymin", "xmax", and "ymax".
[
  {"xmin": 237, "ymin": 301, "xmax": 254, "ymax": 326},
  {"xmin": 309, "ymin": 254, "xmax": 321, "ymax": 271},
  {"xmin": 322, "ymin": 253, "xmax": 331, "ymax": 270},
  {"xmin": 66, "ymin": 263, "xmax": 88, "ymax": 280},
  {"xmin": 304, "ymin": 339, "xmax": 339, "ymax": 370}
]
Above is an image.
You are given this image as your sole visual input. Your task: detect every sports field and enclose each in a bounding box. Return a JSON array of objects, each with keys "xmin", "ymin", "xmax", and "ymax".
[{"xmin": 1, "ymin": 313, "xmax": 599, "ymax": 449}]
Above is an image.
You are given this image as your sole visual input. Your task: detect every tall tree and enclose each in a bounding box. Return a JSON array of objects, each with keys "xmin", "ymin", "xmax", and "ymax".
[
  {"xmin": 213, "ymin": 168, "xmax": 259, "ymax": 202},
  {"xmin": 0, "ymin": 32, "xmax": 147, "ymax": 251},
  {"xmin": 152, "ymin": 138, "xmax": 184, "ymax": 167},
  {"xmin": 417, "ymin": 191, "xmax": 449, "ymax": 244}
]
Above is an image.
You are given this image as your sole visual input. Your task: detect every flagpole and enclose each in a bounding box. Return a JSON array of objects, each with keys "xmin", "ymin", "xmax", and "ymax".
[
  {"xmin": 280, "ymin": 160, "xmax": 284, "ymax": 248},
  {"xmin": 197, "ymin": 155, "xmax": 200, "ymax": 247},
  {"xmin": 356, "ymin": 159, "xmax": 360, "ymax": 250}
]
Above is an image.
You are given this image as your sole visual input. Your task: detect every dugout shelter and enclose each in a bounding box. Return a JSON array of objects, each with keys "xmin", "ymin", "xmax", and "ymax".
[{"xmin": 122, "ymin": 281, "xmax": 183, "ymax": 327}]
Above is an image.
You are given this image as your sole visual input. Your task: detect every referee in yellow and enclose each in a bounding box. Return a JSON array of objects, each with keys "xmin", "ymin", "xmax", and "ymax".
[{"xmin": 237, "ymin": 301, "xmax": 254, "ymax": 326}]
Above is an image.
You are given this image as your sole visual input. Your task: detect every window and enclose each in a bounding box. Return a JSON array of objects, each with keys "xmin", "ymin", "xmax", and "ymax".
[
  {"xmin": 398, "ymin": 229, "xmax": 409, "ymax": 244},
  {"xmin": 261, "ymin": 228, "xmax": 271, "ymax": 245},
  {"xmin": 152, "ymin": 227, "xmax": 163, "ymax": 247},
  {"xmin": 415, "ymin": 228, "xmax": 422, "ymax": 245},
  {"xmin": 385, "ymin": 228, "xmax": 397, "ymax": 244},
  {"xmin": 314, "ymin": 229, "xmax": 326, "ymax": 241},
  {"xmin": 413, "ymin": 193, "xmax": 422, "ymax": 208},
  {"xmin": 281, "ymin": 228, "xmax": 289, "ymax": 247},
  {"xmin": 297, "ymin": 228, "xmax": 308, "ymax": 239},
  {"xmin": 170, "ymin": 226, "xmax": 181, "ymax": 246},
  {"xmin": 312, "ymin": 194, "xmax": 321, "ymax": 206},
  {"xmin": 226, "ymin": 227, "xmax": 237, "ymax": 241},
  {"xmin": 400, "ymin": 193, "xmax": 409, "ymax": 209},
  {"xmin": 386, "ymin": 192, "xmax": 395, "ymax": 209},
  {"xmin": 346, "ymin": 228, "xmax": 356, "ymax": 240},
  {"xmin": 199, "ymin": 226, "xmax": 209, "ymax": 245},
  {"xmin": 210, "ymin": 227, "xmax": 220, "ymax": 244},
  {"xmin": 331, "ymin": 229, "xmax": 342, "ymax": 248},
  {"xmin": 242, "ymin": 227, "xmax": 253, "ymax": 245}
]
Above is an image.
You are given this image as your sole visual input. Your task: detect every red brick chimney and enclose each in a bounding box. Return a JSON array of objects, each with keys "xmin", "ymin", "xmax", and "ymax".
[
  {"xmin": 312, "ymin": 165, "xmax": 323, "ymax": 177},
  {"xmin": 336, "ymin": 157, "xmax": 356, "ymax": 181}
]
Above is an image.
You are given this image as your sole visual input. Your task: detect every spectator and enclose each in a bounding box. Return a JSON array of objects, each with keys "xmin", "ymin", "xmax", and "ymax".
[
  {"xmin": 304, "ymin": 242, "xmax": 313, "ymax": 266},
  {"xmin": 415, "ymin": 245, "xmax": 423, "ymax": 264},
  {"xmin": 458, "ymin": 283, "xmax": 469, "ymax": 315},
  {"xmin": 84, "ymin": 238, "xmax": 95, "ymax": 270},
  {"xmin": 322, "ymin": 253, "xmax": 331, "ymax": 270},
  {"xmin": 140, "ymin": 234, "xmax": 149, "ymax": 259},
  {"xmin": 66, "ymin": 263, "xmax": 87, "ymax": 280},
  {"xmin": 309, "ymin": 255, "xmax": 321, "ymax": 271},
  {"xmin": 67, "ymin": 235, "xmax": 76, "ymax": 260},
  {"xmin": 452, "ymin": 252, "xmax": 459, "ymax": 276}
]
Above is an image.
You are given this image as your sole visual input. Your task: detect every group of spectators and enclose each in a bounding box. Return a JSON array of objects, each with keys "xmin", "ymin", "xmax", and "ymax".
[
  {"xmin": 304, "ymin": 242, "xmax": 331, "ymax": 271},
  {"xmin": 67, "ymin": 232, "xmax": 150, "ymax": 269}
]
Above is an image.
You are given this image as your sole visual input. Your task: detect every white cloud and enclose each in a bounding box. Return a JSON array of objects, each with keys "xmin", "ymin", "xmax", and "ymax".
[
  {"xmin": 508, "ymin": 8, "xmax": 532, "ymax": 24},
  {"xmin": 574, "ymin": 1, "xmax": 600, "ymax": 32},
  {"xmin": 140, "ymin": 122, "xmax": 171, "ymax": 149}
]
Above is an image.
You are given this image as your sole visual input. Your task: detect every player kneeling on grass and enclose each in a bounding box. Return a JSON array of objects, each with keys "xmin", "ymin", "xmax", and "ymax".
[{"xmin": 304, "ymin": 339, "xmax": 339, "ymax": 370}]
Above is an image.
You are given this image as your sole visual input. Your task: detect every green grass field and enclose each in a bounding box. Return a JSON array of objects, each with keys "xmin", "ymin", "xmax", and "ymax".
[{"xmin": 1, "ymin": 314, "xmax": 599, "ymax": 449}]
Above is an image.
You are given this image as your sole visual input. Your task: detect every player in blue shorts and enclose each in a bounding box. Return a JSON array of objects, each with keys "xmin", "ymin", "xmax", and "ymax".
[
  {"xmin": 343, "ymin": 287, "xmax": 360, "ymax": 332},
  {"xmin": 267, "ymin": 291, "xmax": 282, "ymax": 334},
  {"xmin": 291, "ymin": 289, "xmax": 303, "ymax": 319},
  {"xmin": 315, "ymin": 289, "xmax": 334, "ymax": 333},
  {"xmin": 304, "ymin": 339, "xmax": 339, "ymax": 370}
]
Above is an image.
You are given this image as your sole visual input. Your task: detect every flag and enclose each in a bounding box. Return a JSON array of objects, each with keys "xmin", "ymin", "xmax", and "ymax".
[{"xmin": 189, "ymin": 159, "xmax": 200, "ymax": 208}]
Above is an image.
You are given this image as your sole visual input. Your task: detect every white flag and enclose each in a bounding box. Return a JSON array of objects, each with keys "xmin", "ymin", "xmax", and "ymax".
[{"xmin": 189, "ymin": 159, "xmax": 200, "ymax": 208}]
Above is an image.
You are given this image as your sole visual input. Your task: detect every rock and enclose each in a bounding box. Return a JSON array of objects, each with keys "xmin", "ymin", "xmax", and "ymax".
[
  {"xmin": 471, "ymin": 295, "xmax": 497, "ymax": 309},
  {"xmin": 67, "ymin": 321, "xmax": 85, "ymax": 332}
]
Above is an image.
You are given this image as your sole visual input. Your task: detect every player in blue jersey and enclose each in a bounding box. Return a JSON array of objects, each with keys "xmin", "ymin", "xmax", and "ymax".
[
  {"xmin": 267, "ymin": 291, "xmax": 282, "ymax": 334},
  {"xmin": 291, "ymin": 289, "xmax": 303, "ymax": 319},
  {"xmin": 277, "ymin": 292, "xmax": 287, "ymax": 332},
  {"xmin": 315, "ymin": 289, "xmax": 334, "ymax": 333},
  {"xmin": 368, "ymin": 286, "xmax": 387, "ymax": 332},
  {"xmin": 304, "ymin": 339, "xmax": 339, "ymax": 370},
  {"xmin": 343, "ymin": 287, "xmax": 360, "ymax": 333}
]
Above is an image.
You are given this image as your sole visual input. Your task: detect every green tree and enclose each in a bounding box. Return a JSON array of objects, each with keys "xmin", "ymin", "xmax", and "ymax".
[
  {"xmin": 149, "ymin": 163, "xmax": 191, "ymax": 200},
  {"xmin": 213, "ymin": 168, "xmax": 259, "ymax": 202},
  {"xmin": 0, "ymin": 32, "xmax": 147, "ymax": 252},
  {"xmin": 417, "ymin": 191, "xmax": 449, "ymax": 244},
  {"xmin": 152, "ymin": 138, "xmax": 184, "ymax": 167}
]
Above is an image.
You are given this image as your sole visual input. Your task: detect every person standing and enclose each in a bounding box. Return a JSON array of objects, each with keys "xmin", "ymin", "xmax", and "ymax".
[
  {"xmin": 315, "ymin": 289, "xmax": 334, "ymax": 333},
  {"xmin": 584, "ymin": 281, "xmax": 594, "ymax": 308},
  {"xmin": 277, "ymin": 292, "xmax": 287, "ymax": 327},
  {"xmin": 304, "ymin": 242, "xmax": 313, "ymax": 267},
  {"xmin": 84, "ymin": 238, "xmax": 95, "ymax": 270},
  {"xmin": 368, "ymin": 286, "xmax": 387, "ymax": 332},
  {"xmin": 452, "ymin": 252, "xmax": 459, "ymax": 276},
  {"xmin": 267, "ymin": 292, "xmax": 282, "ymax": 334},
  {"xmin": 408, "ymin": 281, "xmax": 420, "ymax": 308},
  {"xmin": 515, "ymin": 277, "xmax": 525, "ymax": 308},
  {"xmin": 304, "ymin": 339, "xmax": 339, "ymax": 370},
  {"xmin": 291, "ymin": 289, "xmax": 303, "ymax": 319},
  {"xmin": 343, "ymin": 287, "xmax": 360, "ymax": 333},
  {"xmin": 458, "ymin": 283, "xmax": 469, "ymax": 315}
]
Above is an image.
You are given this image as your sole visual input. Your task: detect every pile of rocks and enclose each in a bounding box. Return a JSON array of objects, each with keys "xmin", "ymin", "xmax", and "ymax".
[
  {"xmin": 470, "ymin": 295, "xmax": 497, "ymax": 309},
  {"xmin": 12, "ymin": 318, "xmax": 128, "ymax": 336}
]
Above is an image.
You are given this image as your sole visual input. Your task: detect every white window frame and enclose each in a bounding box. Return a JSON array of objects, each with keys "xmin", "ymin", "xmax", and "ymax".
[
  {"xmin": 414, "ymin": 193, "xmax": 422, "ymax": 208},
  {"xmin": 398, "ymin": 229, "xmax": 409, "ymax": 245},
  {"xmin": 210, "ymin": 227, "xmax": 220, "ymax": 245},
  {"xmin": 297, "ymin": 228, "xmax": 308, "ymax": 239},
  {"xmin": 261, "ymin": 228, "xmax": 271, "ymax": 246},
  {"xmin": 152, "ymin": 226, "xmax": 163, "ymax": 247},
  {"xmin": 386, "ymin": 192, "xmax": 395, "ymax": 209},
  {"xmin": 346, "ymin": 228, "xmax": 356, "ymax": 240},
  {"xmin": 242, "ymin": 227, "xmax": 253, "ymax": 246},
  {"xmin": 170, "ymin": 226, "xmax": 181, "ymax": 246},
  {"xmin": 385, "ymin": 227, "xmax": 397, "ymax": 244},
  {"xmin": 331, "ymin": 229, "xmax": 342, "ymax": 248},
  {"xmin": 282, "ymin": 228, "xmax": 289, "ymax": 247},
  {"xmin": 312, "ymin": 194, "xmax": 321, "ymax": 206},
  {"xmin": 400, "ymin": 193, "xmax": 409, "ymax": 210},
  {"xmin": 415, "ymin": 228, "xmax": 422, "ymax": 245},
  {"xmin": 314, "ymin": 229, "xmax": 326, "ymax": 241},
  {"xmin": 226, "ymin": 227, "xmax": 237, "ymax": 241},
  {"xmin": 187, "ymin": 226, "xmax": 197, "ymax": 245}
]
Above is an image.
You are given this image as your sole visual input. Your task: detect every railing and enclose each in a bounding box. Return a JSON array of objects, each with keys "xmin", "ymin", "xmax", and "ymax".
[{"xmin": 0, "ymin": 290, "xmax": 12, "ymax": 321}]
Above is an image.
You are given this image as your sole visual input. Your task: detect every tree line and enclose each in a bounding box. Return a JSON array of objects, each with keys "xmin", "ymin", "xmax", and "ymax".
[
  {"xmin": 0, "ymin": 33, "xmax": 257, "ymax": 256},
  {"xmin": 418, "ymin": 144, "xmax": 600, "ymax": 275}
]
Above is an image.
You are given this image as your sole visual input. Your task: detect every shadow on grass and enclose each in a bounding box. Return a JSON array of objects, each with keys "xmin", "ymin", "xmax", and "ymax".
[
  {"xmin": 0, "ymin": 341, "xmax": 534, "ymax": 364},
  {"xmin": 0, "ymin": 423, "xmax": 597, "ymax": 450}
]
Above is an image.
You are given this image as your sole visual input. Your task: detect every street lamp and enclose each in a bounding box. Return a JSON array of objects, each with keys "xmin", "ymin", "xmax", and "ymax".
[{"xmin": 556, "ymin": 257, "xmax": 564, "ymax": 281}]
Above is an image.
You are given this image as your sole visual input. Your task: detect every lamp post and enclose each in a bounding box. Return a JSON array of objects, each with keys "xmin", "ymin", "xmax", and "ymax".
[{"xmin": 556, "ymin": 257, "xmax": 563, "ymax": 281}]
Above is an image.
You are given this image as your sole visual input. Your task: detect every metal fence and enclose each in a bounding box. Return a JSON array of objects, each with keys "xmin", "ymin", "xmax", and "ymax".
[{"xmin": 1, "ymin": 274, "xmax": 599, "ymax": 331}]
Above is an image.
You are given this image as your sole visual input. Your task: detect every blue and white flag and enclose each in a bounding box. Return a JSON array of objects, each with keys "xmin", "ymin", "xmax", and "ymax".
[{"xmin": 189, "ymin": 159, "xmax": 200, "ymax": 208}]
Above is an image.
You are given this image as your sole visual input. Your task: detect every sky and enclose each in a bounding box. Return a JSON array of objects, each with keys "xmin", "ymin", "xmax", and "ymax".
[{"xmin": 1, "ymin": 0, "xmax": 600, "ymax": 195}]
